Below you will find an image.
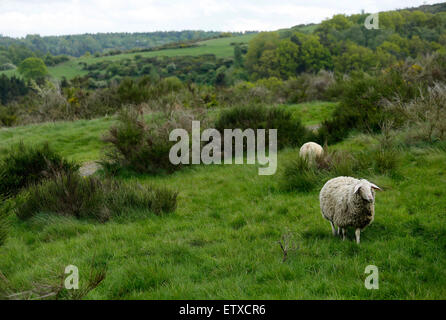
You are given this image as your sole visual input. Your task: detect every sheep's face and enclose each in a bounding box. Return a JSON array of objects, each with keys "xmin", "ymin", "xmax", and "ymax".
[{"xmin": 354, "ymin": 179, "xmax": 381, "ymax": 203}]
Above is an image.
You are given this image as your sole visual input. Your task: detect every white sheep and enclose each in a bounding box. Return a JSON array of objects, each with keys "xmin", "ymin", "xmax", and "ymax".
[
  {"xmin": 299, "ymin": 142, "xmax": 323, "ymax": 163},
  {"xmin": 319, "ymin": 176, "xmax": 381, "ymax": 244}
]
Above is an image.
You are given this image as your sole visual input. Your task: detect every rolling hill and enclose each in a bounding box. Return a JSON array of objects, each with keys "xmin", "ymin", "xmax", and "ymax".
[{"xmin": 1, "ymin": 34, "xmax": 256, "ymax": 80}]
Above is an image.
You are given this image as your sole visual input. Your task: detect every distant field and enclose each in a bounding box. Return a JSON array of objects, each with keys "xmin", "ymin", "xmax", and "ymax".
[{"xmin": 1, "ymin": 34, "xmax": 256, "ymax": 80}]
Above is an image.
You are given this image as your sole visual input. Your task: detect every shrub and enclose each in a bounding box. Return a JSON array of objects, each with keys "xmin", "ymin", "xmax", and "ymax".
[
  {"xmin": 284, "ymin": 71, "xmax": 336, "ymax": 103},
  {"xmin": 318, "ymin": 70, "xmax": 418, "ymax": 144},
  {"xmin": 16, "ymin": 172, "xmax": 178, "ymax": 221},
  {"xmin": 17, "ymin": 171, "xmax": 108, "ymax": 221},
  {"xmin": 0, "ymin": 106, "xmax": 17, "ymax": 127},
  {"xmin": 116, "ymin": 78, "xmax": 151, "ymax": 105},
  {"xmin": 399, "ymin": 53, "xmax": 446, "ymax": 86},
  {"xmin": 101, "ymin": 107, "xmax": 195, "ymax": 174},
  {"xmin": 0, "ymin": 142, "xmax": 79, "ymax": 197},
  {"xmin": 385, "ymin": 83, "xmax": 446, "ymax": 143},
  {"xmin": 215, "ymin": 104, "xmax": 312, "ymax": 150},
  {"xmin": 156, "ymin": 76, "xmax": 183, "ymax": 95}
]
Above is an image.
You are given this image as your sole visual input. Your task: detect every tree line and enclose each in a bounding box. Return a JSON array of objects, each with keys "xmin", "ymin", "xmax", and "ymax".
[{"xmin": 244, "ymin": 8, "xmax": 446, "ymax": 79}]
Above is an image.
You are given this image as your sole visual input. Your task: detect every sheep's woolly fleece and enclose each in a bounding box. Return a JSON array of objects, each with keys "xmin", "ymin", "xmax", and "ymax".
[
  {"xmin": 299, "ymin": 142, "xmax": 323, "ymax": 161},
  {"xmin": 319, "ymin": 176, "xmax": 378, "ymax": 230}
]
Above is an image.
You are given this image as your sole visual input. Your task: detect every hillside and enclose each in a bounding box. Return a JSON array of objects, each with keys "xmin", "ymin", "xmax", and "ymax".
[
  {"xmin": 1, "ymin": 33, "xmax": 256, "ymax": 80},
  {"xmin": 0, "ymin": 31, "xmax": 225, "ymax": 57}
]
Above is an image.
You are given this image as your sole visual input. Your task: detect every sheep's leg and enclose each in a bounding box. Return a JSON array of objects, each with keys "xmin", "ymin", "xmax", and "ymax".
[
  {"xmin": 337, "ymin": 227, "xmax": 341, "ymax": 237},
  {"xmin": 355, "ymin": 228, "xmax": 361, "ymax": 244},
  {"xmin": 330, "ymin": 221, "xmax": 337, "ymax": 236},
  {"xmin": 342, "ymin": 228, "xmax": 346, "ymax": 240}
]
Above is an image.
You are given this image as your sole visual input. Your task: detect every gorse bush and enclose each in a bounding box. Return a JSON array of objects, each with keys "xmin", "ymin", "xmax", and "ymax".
[
  {"xmin": 215, "ymin": 104, "xmax": 313, "ymax": 150},
  {"xmin": 386, "ymin": 83, "xmax": 446, "ymax": 143},
  {"xmin": 102, "ymin": 108, "xmax": 170, "ymax": 174},
  {"xmin": 16, "ymin": 171, "xmax": 178, "ymax": 221},
  {"xmin": 101, "ymin": 107, "xmax": 196, "ymax": 174},
  {"xmin": 398, "ymin": 53, "xmax": 446, "ymax": 86},
  {"xmin": 0, "ymin": 142, "xmax": 79, "ymax": 197},
  {"xmin": 17, "ymin": 171, "xmax": 108, "ymax": 221}
]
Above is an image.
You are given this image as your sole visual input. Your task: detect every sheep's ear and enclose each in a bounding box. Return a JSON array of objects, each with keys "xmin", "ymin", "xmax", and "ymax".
[
  {"xmin": 354, "ymin": 184, "xmax": 361, "ymax": 194},
  {"xmin": 370, "ymin": 183, "xmax": 381, "ymax": 191}
]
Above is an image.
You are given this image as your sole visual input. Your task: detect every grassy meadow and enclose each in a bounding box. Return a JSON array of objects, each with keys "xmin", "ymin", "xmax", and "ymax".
[{"xmin": 0, "ymin": 101, "xmax": 445, "ymax": 299}]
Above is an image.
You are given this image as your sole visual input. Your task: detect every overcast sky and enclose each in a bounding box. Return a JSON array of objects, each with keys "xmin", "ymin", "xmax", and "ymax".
[{"xmin": 0, "ymin": 0, "xmax": 443, "ymax": 38}]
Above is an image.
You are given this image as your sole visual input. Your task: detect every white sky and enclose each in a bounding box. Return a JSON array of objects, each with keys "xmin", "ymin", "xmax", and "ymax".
[{"xmin": 0, "ymin": 0, "xmax": 443, "ymax": 38}]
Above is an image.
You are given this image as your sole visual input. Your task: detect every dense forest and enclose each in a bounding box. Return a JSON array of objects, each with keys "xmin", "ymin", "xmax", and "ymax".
[{"xmin": 247, "ymin": 7, "xmax": 446, "ymax": 78}]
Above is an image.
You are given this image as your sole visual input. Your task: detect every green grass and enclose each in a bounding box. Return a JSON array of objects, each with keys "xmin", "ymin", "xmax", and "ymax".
[
  {"xmin": 0, "ymin": 103, "xmax": 445, "ymax": 299},
  {"xmin": 285, "ymin": 101, "xmax": 337, "ymax": 126},
  {"xmin": 1, "ymin": 34, "xmax": 256, "ymax": 81},
  {"xmin": 0, "ymin": 116, "xmax": 116, "ymax": 162}
]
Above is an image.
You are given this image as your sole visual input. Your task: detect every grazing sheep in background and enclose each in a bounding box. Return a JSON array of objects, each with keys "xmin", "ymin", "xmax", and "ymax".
[
  {"xmin": 319, "ymin": 176, "xmax": 381, "ymax": 244},
  {"xmin": 299, "ymin": 142, "xmax": 323, "ymax": 163}
]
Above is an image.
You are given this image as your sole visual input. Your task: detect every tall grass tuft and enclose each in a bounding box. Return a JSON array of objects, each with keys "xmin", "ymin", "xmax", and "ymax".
[
  {"xmin": 105, "ymin": 182, "xmax": 178, "ymax": 216},
  {"xmin": 369, "ymin": 146, "xmax": 401, "ymax": 175},
  {"xmin": 0, "ymin": 196, "xmax": 9, "ymax": 247},
  {"xmin": 279, "ymin": 156, "xmax": 320, "ymax": 192}
]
